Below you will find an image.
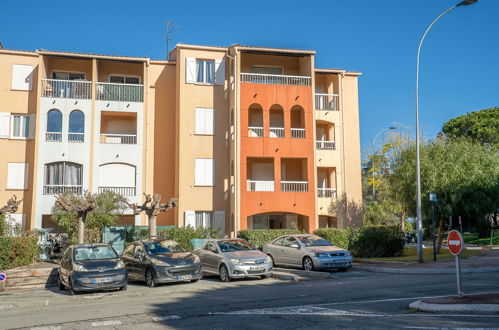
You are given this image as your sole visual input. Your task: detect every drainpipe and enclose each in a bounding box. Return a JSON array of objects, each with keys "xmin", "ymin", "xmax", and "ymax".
[{"xmin": 226, "ymin": 48, "xmax": 238, "ymax": 237}]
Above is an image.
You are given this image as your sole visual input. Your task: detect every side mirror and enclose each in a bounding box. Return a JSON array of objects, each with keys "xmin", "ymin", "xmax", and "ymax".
[{"xmin": 290, "ymin": 243, "xmax": 300, "ymax": 249}]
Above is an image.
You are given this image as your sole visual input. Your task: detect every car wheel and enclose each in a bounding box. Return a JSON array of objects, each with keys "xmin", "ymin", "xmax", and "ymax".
[
  {"xmin": 219, "ymin": 264, "xmax": 230, "ymax": 282},
  {"xmin": 303, "ymin": 257, "xmax": 314, "ymax": 271},
  {"xmin": 57, "ymin": 272, "xmax": 65, "ymax": 291},
  {"xmin": 120, "ymin": 285, "xmax": 128, "ymax": 291},
  {"xmin": 190, "ymin": 279, "xmax": 200, "ymax": 283},
  {"xmin": 145, "ymin": 269, "xmax": 156, "ymax": 288},
  {"xmin": 260, "ymin": 275, "xmax": 269, "ymax": 280},
  {"xmin": 68, "ymin": 277, "xmax": 76, "ymax": 296},
  {"xmin": 338, "ymin": 268, "xmax": 349, "ymax": 272},
  {"xmin": 267, "ymin": 254, "xmax": 275, "ymax": 267}
]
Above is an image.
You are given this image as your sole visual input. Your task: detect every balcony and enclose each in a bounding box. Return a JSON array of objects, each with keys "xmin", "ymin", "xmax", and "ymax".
[
  {"xmin": 318, "ymin": 188, "xmax": 337, "ymax": 198},
  {"xmin": 100, "ymin": 134, "xmax": 136, "ymax": 144},
  {"xmin": 43, "ymin": 185, "xmax": 82, "ymax": 195},
  {"xmin": 269, "ymin": 127, "xmax": 284, "ymax": 138},
  {"xmin": 316, "ymin": 141, "xmax": 335, "ymax": 150},
  {"xmin": 98, "ymin": 186, "xmax": 136, "ymax": 196},
  {"xmin": 46, "ymin": 132, "xmax": 62, "ymax": 142},
  {"xmin": 241, "ymin": 73, "xmax": 311, "ymax": 86},
  {"xmin": 42, "ymin": 79, "xmax": 92, "ymax": 99},
  {"xmin": 68, "ymin": 133, "xmax": 84, "ymax": 143},
  {"xmin": 315, "ymin": 93, "xmax": 339, "ymax": 111},
  {"xmin": 248, "ymin": 127, "xmax": 264, "ymax": 137},
  {"xmin": 291, "ymin": 128, "xmax": 305, "ymax": 139},
  {"xmin": 247, "ymin": 180, "xmax": 274, "ymax": 192},
  {"xmin": 281, "ymin": 181, "xmax": 308, "ymax": 192},
  {"xmin": 96, "ymin": 82, "xmax": 143, "ymax": 102}
]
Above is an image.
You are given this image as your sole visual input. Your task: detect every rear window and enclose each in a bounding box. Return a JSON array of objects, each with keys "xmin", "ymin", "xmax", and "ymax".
[
  {"xmin": 74, "ymin": 246, "xmax": 118, "ymax": 261},
  {"xmin": 218, "ymin": 240, "xmax": 255, "ymax": 252}
]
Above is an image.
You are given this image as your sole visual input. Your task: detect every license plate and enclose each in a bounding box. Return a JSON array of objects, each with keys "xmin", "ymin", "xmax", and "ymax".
[
  {"xmin": 92, "ymin": 277, "xmax": 113, "ymax": 283},
  {"xmin": 333, "ymin": 258, "xmax": 349, "ymax": 263},
  {"xmin": 249, "ymin": 266, "xmax": 265, "ymax": 271},
  {"xmin": 177, "ymin": 275, "xmax": 193, "ymax": 280}
]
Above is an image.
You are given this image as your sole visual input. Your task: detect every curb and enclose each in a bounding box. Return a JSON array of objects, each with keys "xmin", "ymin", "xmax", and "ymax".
[
  {"xmin": 409, "ymin": 300, "xmax": 499, "ymax": 314},
  {"xmin": 354, "ymin": 265, "xmax": 499, "ymax": 274},
  {"xmin": 271, "ymin": 272, "xmax": 298, "ymax": 281}
]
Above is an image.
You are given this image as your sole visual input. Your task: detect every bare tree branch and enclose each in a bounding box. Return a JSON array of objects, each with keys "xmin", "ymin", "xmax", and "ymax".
[{"xmin": 0, "ymin": 195, "xmax": 23, "ymax": 215}]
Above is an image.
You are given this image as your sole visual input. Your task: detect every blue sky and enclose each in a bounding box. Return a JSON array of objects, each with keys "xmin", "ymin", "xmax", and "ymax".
[{"xmin": 2, "ymin": 0, "xmax": 497, "ymax": 157}]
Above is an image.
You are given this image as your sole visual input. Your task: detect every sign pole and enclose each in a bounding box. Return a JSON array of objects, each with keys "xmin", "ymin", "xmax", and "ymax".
[
  {"xmin": 455, "ymin": 254, "xmax": 463, "ymax": 297},
  {"xmin": 447, "ymin": 229, "xmax": 464, "ymax": 297},
  {"xmin": 431, "ymin": 203, "xmax": 437, "ymax": 261}
]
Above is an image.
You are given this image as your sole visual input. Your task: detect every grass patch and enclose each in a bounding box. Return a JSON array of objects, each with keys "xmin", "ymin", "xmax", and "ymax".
[{"xmin": 355, "ymin": 246, "xmax": 481, "ymax": 262}]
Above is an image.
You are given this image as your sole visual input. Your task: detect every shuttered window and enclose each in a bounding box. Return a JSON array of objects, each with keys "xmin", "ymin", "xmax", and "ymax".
[
  {"xmin": 0, "ymin": 113, "xmax": 11, "ymax": 138},
  {"xmin": 10, "ymin": 115, "xmax": 31, "ymax": 139},
  {"xmin": 7, "ymin": 163, "xmax": 29, "ymax": 190},
  {"xmin": 194, "ymin": 159, "xmax": 214, "ymax": 186},
  {"xmin": 12, "ymin": 64, "xmax": 33, "ymax": 91},
  {"xmin": 186, "ymin": 58, "xmax": 224, "ymax": 85},
  {"xmin": 195, "ymin": 108, "xmax": 214, "ymax": 135}
]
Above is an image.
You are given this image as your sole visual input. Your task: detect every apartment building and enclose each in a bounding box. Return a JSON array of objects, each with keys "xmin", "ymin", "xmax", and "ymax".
[{"xmin": 0, "ymin": 43, "xmax": 362, "ymax": 236}]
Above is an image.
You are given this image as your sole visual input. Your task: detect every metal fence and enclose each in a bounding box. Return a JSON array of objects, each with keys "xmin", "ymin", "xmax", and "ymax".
[
  {"xmin": 318, "ymin": 188, "xmax": 337, "ymax": 198},
  {"xmin": 96, "ymin": 82, "xmax": 144, "ymax": 102},
  {"xmin": 241, "ymin": 73, "xmax": 311, "ymax": 86},
  {"xmin": 269, "ymin": 127, "xmax": 285, "ymax": 138},
  {"xmin": 291, "ymin": 128, "xmax": 306, "ymax": 138},
  {"xmin": 247, "ymin": 180, "xmax": 274, "ymax": 192},
  {"xmin": 248, "ymin": 127, "xmax": 264, "ymax": 137},
  {"xmin": 43, "ymin": 185, "xmax": 83, "ymax": 195},
  {"xmin": 98, "ymin": 186, "xmax": 136, "ymax": 196},
  {"xmin": 100, "ymin": 134, "xmax": 137, "ymax": 144},
  {"xmin": 46, "ymin": 132, "xmax": 62, "ymax": 142},
  {"xmin": 315, "ymin": 93, "xmax": 339, "ymax": 111},
  {"xmin": 316, "ymin": 141, "xmax": 336, "ymax": 150},
  {"xmin": 68, "ymin": 133, "xmax": 84, "ymax": 143},
  {"xmin": 281, "ymin": 181, "xmax": 308, "ymax": 192},
  {"xmin": 42, "ymin": 79, "xmax": 92, "ymax": 99}
]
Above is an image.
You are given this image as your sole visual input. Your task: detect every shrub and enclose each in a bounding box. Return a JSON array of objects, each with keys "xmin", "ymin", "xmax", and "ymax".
[
  {"xmin": 0, "ymin": 237, "xmax": 13, "ymax": 270},
  {"xmin": 350, "ymin": 226, "xmax": 405, "ymax": 258},
  {"xmin": 153, "ymin": 227, "xmax": 219, "ymax": 250},
  {"xmin": 0, "ymin": 215, "xmax": 6, "ymax": 236},
  {"xmin": 0, "ymin": 237, "xmax": 40, "ymax": 270},
  {"xmin": 237, "ymin": 229, "xmax": 304, "ymax": 249},
  {"xmin": 313, "ymin": 228, "xmax": 350, "ymax": 249}
]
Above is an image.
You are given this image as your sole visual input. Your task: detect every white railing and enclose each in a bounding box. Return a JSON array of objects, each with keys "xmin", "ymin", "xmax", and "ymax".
[
  {"xmin": 247, "ymin": 180, "xmax": 274, "ymax": 192},
  {"xmin": 96, "ymin": 82, "xmax": 144, "ymax": 102},
  {"xmin": 100, "ymin": 134, "xmax": 137, "ymax": 144},
  {"xmin": 318, "ymin": 188, "xmax": 337, "ymax": 198},
  {"xmin": 315, "ymin": 93, "xmax": 339, "ymax": 111},
  {"xmin": 291, "ymin": 128, "xmax": 305, "ymax": 139},
  {"xmin": 98, "ymin": 186, "xmax": 136, "ymax": 196},
  {"xmin": 241, "ymin": 73, "xmax": 311, "ymax": 86},
  {"xmin": 46, "ymin": 132, "xmax": 62, "ymax": 142},
  {"xmin": 68, "ymin": 133, "xmax": 84, "ymax": 143},
  {"xmin": 43, "ymin": 185, "xmax": 83, "ymax": 195},
  {"xmin": 316, "ymin": 141, "xmax": 335, "ymax": 150},
  {"xmin": 281, "ymin": 181, "xmax": 308, "ymax": 192},
  {"xmin": 269, "ymin": 127, "xmax": 284, "ymax": 138},
  {"xmin": 42, "ymin": 79, "xmax": 92, "ymax": 99},
  {"xmin": 248, "ymin": 127, "xmax": 264, "ymax": 137}
]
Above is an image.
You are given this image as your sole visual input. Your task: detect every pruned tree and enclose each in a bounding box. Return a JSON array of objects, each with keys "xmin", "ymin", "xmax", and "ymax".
[
  {"xmin": 55, "ymin": 192, "xmax": 97, "ymax": 244},
  {"xmin": 0, "ymin": 195, "xmax": 22, "ymax": 215},
  {"xmin": 128, "ymin": 194, "xmax": 177, "ymax": 239}
]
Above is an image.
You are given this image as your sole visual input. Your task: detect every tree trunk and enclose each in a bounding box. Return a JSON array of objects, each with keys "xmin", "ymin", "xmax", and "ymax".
[
  {"xmin": 149, "ymin": 215, "xmax": 157, "ymax": 239},
  {"xmin": 400, "ymin": 216, "xmax": 405, "ymax": 232},
  {"xmin": 435, "ymin": 216, "xmax": 446, "ymax": 254},
  {"xmin": 77, "ymin": 213, "xmax": 85, "ymax": 244}
]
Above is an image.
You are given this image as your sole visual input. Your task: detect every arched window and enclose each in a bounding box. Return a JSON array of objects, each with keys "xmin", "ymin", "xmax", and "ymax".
[
  {"xmin": 46, "ymin": 109, "xmax": 62, "ymax": 142},
  {"xmin": 68, "ymin": 110, "xmax": 84, "ymax": 142},
  {"xmin": 290, "ymin": 105, "xmax": 305, "ymax": 139},
  {"xmin": 44, "ymin": 162, "xmax": 83, "ymax": 194},
  {"xmin": 98, "ymin": 163, "xmax": 136, "ymax": 196},
  {"xmin": 269, "ymin": 104, "xmax": 284, "ymax": 138},
  {"xmin": 248, "ymin": 103, "xmax": 263, "ymax": 137}
]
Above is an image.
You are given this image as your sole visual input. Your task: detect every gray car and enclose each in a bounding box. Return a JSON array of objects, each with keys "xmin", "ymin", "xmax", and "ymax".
[
  {"xmin": 263, "ymin": 234, "xmax": 352, "ymax": 271},
  {"xmin": 193, "ymin": 239, "xmax": 273, "ymax": 282}
]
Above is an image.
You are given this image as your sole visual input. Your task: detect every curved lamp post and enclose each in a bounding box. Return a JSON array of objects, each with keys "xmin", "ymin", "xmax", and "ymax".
[
  {"xmin": 415, "ymin": 0, "xmax": 477, "ymax": 263},
  {"xmin": 371, "ymin": 126, "xmax": 397, "ymax": 197}
]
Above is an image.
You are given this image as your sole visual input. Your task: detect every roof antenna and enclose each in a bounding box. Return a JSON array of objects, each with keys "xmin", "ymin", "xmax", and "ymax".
[{"xmin": 166, "ymin": 21, "xmax": 181, "ymax": 60}]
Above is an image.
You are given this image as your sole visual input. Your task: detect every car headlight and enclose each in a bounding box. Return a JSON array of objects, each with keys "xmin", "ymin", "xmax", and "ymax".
[
  {"xmin": 265, "ymin": 256, "xmax": 272, "ymax": 263},
  {"xmin": 315, "ymin": 252, "xmax": 329, "ymax": 258},
  {"xmin": 114, "ymin": 260, "xmax": 125, "ymax": 269},
  {"xmin": 73, "ymin": 263, "xmax": 88, "ymax": 272},
  {"xmin": 152, "ymin": 259, "xmax": 171, "ymax": 267},
  {"xmin": 193, "ymin": 255, "xmax": 200, "ymax": 263},
  {"xmin": 230, "ymin": 258, "xmax": 241, "ymax": 265}
]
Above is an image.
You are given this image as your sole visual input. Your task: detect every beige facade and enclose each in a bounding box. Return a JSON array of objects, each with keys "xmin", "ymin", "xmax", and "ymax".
[{"xmin": 0, "ymin": 43, "xmax": 362, "ymax": 235}]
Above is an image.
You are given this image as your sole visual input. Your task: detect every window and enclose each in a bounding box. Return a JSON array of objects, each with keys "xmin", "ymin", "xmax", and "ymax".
[
  {"xmin": 44, "ymin": 162, "xmax": 83, "ymax": 194},
  {"xmin": 251, "ymin": 66, "xmax": 283, "ymax": 75},
  {"xmin": 196, "ymin": 60, "xmax": 214, "ymax": 83},
  {"xmin": 52, "ymin": 72, "xmax": 85, "ymax": 81},
  {"xmin": 194, "ymin": 159, "xmax": 214, "ymax": 186},
  {"xmin": 7, "ymin": 163, "xmax": 29, "ymax": 190},
  {"xmin": 195, "ymin": 211, "xmax": 213, "ymax": 228},
  {"xmin": 109, "ymin": 75, "xmax": 140, "ymax": 84},
  {"xmin": 283, "ymin": 237, "xmax": 298, "ymax": 247},
  {"xmin": 46, "ymin": 109, "xmax": 62, "ymax": 142},
  {"xmin": 186, "ymin": 58, "xmax": 224, "ymax": 85},
  {"xmin": 12, "ymin": 64, "xmax": 33, "ymax": 91},
  {"xmin": 68, "ymin": 110, "xmax": 84, "ymax": 142},
  {"xmin": 11, "ymin": 115, "xmax": 30, "ymax": 139},
  {"xmin": 195, "ymin": 108, "xmax": 214, "ymax": 135}
]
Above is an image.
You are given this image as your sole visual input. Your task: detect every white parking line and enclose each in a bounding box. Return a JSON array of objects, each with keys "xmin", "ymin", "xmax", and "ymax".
[
  {"xmin": 152, "ymin": 315, "xmax": 181, "ymax": 322},
  {"xmin": 30, "ymin": 327, "xmax": 61, "ymax": 330},
  {"xmin": 91, "ymin": 320, "xmax": 122, "ymax": 327}
]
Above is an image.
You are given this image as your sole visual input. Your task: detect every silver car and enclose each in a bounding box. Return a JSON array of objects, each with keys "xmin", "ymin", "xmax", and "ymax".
[
  {"xmin": 263, "ymin": 234, "xmax": 352, "ymax": 271},
  {"xmin": 193, "ymin": 239, "xmax": 273, "ymax": 282}
]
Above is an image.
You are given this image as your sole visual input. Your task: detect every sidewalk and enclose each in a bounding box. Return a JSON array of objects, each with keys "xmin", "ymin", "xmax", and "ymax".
[
  {"xmin": 354, "ymin": 247, "xmax": 499, "ymax": 274},
  {"xmin": 409, "ymin": 293, "xmax": 499, "ymax": 314}
]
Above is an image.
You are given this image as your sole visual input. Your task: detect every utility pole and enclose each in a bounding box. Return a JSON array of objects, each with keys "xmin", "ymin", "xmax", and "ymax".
[{"xmin": 166, "ymin": 21, "xmax": 180, "ymax": 60}]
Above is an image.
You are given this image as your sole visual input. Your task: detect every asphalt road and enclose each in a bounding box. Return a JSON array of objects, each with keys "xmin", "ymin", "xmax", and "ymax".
[{"xmin": 1, "ymin": 268, "xmax": 498, "ymax": 329}]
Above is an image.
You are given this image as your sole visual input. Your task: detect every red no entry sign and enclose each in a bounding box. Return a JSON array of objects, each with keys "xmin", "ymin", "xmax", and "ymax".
[{"xmin": 447, "ymin": 230, "xmax": 463, "ymax": 256}]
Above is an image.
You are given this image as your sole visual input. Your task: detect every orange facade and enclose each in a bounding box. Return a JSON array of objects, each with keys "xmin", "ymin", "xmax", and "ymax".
[{"xmin": 239, "ymin": 83, "xmax": 316, "ymax": 232}]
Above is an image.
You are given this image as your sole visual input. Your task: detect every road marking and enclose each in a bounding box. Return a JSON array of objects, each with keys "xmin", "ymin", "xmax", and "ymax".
[
  {"xmin": 0, "ymin": 304, "xmax": 13, "ymax": 310},
  {"xmin": 30, "ymin": 327, "xmax": 61, "ymax": 330},
  {"xmin": 152, "ymin": 315, "xmax": 181, "ymax": 321},
  {"xmin": 91, "ymin": 320, "xmax": 122, "ymax": 327}
]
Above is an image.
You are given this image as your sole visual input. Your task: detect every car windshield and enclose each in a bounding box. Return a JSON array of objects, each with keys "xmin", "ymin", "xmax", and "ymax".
[
  {"xmin": 218, "ymin": 240, "xmax": 255, "ymax": 252},
  {"xmin": 144, "ymin": 241, "xmax": 186, "ymax": 255},
  {"xmin": 74, "ymin": 246, "xmax": 118, "ymax": 261},
  {"xmin": 298, "ymin": 236, "xmax": 333, "ymax": 247}
]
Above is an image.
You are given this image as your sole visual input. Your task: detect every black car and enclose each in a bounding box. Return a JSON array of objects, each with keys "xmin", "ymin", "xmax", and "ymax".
[
  {"xmin": 122, "ymin": 239, "xmax": 202, "ymax": 287},
  {"xmin": 58, "ymin": 244, "xmax": 127, "ymax": 295}
]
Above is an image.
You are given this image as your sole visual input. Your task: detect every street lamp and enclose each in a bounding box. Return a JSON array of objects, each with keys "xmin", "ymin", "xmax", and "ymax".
[
  {"xmin": 371, "ymin": 126, "xmax": 397, "ymax": 197},
  {"xmin": 415, "ymin": 0, "xmax": 477, "ymax": 263}
]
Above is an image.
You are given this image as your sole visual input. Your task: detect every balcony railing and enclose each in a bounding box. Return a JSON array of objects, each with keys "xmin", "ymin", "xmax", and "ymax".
[
  {"xmin": 315, "ymin": 93, "xmax": 339, "ymax": 111},
  {"xmin": 100, "ymin": 134, "xmax": 137, "ymax": 144},
  {"xmin": 46, "ymin": 132, "xmax": 62, "ymax": 142},
  {"xmin": 316, "ymin": 141, "xmax": 336, "ymax": 150},
  {"xmin": 241, "ymin": 73, "xmax": 311, "ymax": 86},
  {"xmin": 248, "ymin": 126, "xmax": 264, "ymax": 137},
  {"xmin": 42, "ymin": 79, "xmax": 92, "ymax": 99},
  {"xmin": 247, "ymin": 180, "xmax": 274, "ymax": 192},
  {"xmin": 43, "ymin": 185, "xmax": 83, "ymax": 195},
  {"xmin": 281, "ymin": 181, "xmax": 308, "ymax": 192},
  {"xmin": 96, "ymin": 82, "xmax": 144, "ymax": 102},
  {"xmin": 98, "ymin": 186, "xmax": 136, "ymax": 196},
  {"xmin": 318, "ymin": 188, "xmax": 337, "ymax": 198},
  {"xmin": 269, "ymin": 127, "xmax": 284, "ymax": 138},
  {"xmin": 291, "ymin": 128, "xmax": 305, "ymax": 139},
  {"xmin": 68, "ymin": 133, "xmax": 84, "ymax": 143}
]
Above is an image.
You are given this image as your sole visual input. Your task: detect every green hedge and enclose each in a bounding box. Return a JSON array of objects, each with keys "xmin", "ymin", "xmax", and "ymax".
[
  {"xmin": 237, "ymin": 229, "xmax": 304, "ymax": 249},
  {"xmin": 0, "ymin": 237, "xmax": 40, "ymax": 271},
  {"xmin": 157, "ymin": 227, "xmax": 219, "ymax": 250}
]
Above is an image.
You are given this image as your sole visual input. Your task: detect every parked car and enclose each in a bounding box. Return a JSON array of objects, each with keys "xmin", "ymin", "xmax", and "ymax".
[
  {"xmin": 58, "ymin": 244, "xmax": 127, "ymax": 295},
  {"xmin": 263, "ymin": 234, "xmax": 352, "ymax": 271},
  {"xmin": 193, "ymin": 239, "xmax": 273, "ymax": 282},
  {"xmin": 121, "ymin": 239, "xmax": 202, "ymax": 287}
]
